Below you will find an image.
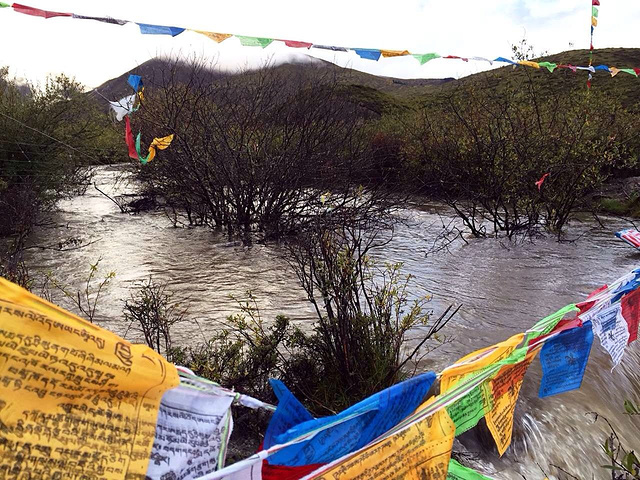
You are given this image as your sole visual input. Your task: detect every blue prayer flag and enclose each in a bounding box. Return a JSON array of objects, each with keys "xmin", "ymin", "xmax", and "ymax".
[
  {"xmin": 353, "ymin": 48, "xmax": 382, "ymax": 61},
  {"xmin": 494, "ymin": 57, "xmax": 517, "ymax": 65},
  {"xmin": 137, "ymin": 23, "xmax": 185, "ymax": 37},
  {"xmin": 539, "ymin": 322, "xmax": 593, "ymax": 398},
  {"xmin": 263, "ymin": 379, "xmax": 313, "ymax": 448},
  {"xmin": 128, "ymin": 74, "xmax": 143, "ymax": 93},
  {"xmin": 265, "ymin": 372, "xmax": 436, "ymax": 466}
]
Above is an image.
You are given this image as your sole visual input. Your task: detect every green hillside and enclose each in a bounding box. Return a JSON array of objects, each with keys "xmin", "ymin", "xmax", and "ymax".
[{"xmin": 94, "ymin": 48, "xmax": 640, "ymax": 116}]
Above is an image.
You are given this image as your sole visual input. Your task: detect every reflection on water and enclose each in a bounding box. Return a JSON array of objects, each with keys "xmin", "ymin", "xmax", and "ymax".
[{"xmin": 25, "ymin": 166, "xmax": 640, "ymax": 478}]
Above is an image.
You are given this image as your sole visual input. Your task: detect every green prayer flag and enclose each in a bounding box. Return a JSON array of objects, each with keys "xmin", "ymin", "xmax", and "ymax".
[
  {"xmin": 620, "ymin": 68, "xmax": 638, "ymax": 77},
  {"xmin": 446, "ymin": 383, "xmax": 493, "ymax": 435},
  {"xmin": 525, "ymin": 304, "xmax": 578, "ymax": 344},
  {"xmin": 538, "ymin": 61, "xmax": 557, "ymax": 73},
  {"xmin": 447, "ymin": 459, "xmax": 493, "ymax": 480},
  {"xmin": 135, "ymin": 132, "xmax": 151, "ymax": 164},
  {"xmin": 412, "ymin": 53, "xmax": 440, "ymax": 65},
  {"xmin": 236, "ymin": 35, "xmax": 274, "ymax": 48},
  {"xmin": 0, "ymin": 2, "xmax": 10, "ymax": 7},
  {"xmin": 592, "ymin": 6, "xmax": 599, "ymax": 17}
]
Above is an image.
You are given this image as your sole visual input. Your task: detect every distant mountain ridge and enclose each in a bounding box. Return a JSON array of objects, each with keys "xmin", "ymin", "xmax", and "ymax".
[{"xmin": 93, "ymin": 48, "xmax": 640, "ymax": 113}]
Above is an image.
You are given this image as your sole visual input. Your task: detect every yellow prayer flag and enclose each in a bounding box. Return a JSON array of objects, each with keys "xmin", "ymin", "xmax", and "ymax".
[
  {"xmin": 484, "ymin": 350, "xmax": 538, "ymax": 455},
  {"xmin": 194, "ymin": 30, "xmax": 232, "ymax": 43},
  {"xmin": 150, "ymin": 133, "xmax": 174, "ymax": 151},
  {"xmin": 518, "ymin": 60, "xmax": 540, "ymax": 69},
  {"xmin": 591, "ymin": 16, "xmax": 598, "ymax": 26},
  {"xmin": 610, "ymin": 67, "xmax": 620, "ymax": 77},
  {"xmin": 380, "ymin": 49, "xmax": 410, "ymax": 58},
  {"xmin": 0, "ymin": 277, "xmax": 179, "ymax": 479},
  {"xmin": 440, "ymin": 333, "xmax": 524, "ymax": 392},
  {"xmin": 309, "ymin": 408, "xmax": 455, "ymax": 479}
]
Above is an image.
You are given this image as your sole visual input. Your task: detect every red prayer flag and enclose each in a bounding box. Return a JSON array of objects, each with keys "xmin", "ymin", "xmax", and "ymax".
[
  {"xmin": 535, "ymin": 172, "xmax": 550, "ymax": 191},
  {"xmin": 282, "ymin": 40, "xmax": 312, "ymax": 49},
  {"xmin": 12, "ymin": 3, "xmax": 72, "ymax": 18},
  {"xmin": 634, "ymin": 68, "xmax": 640, "ymax": 76},
  {"xmin": 622, "ymin": 287, "xmax": 640, "ymax": 344},
  {"xmin": 124, "ymin": 117, "xmax": 139, "ymax": 160},
  {"xmin": 592, "ymin": 0, "xmax": 600, "ymax": 5},
  {"xmin": 577, "ymin": 284, "xmax": 608, "ymax": 315},
  {"xmin": 444, "ymin": 55, "xmax": 469, "ymax": 62}
]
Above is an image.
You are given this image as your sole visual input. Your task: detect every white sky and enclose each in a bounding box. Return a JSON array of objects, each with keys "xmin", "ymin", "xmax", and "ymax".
[{"xmin": 1, "ymin": 0, "xmax": 639, "ymax": 89}]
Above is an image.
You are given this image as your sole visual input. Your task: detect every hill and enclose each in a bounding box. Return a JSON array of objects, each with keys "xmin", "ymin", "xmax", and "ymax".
[{"xmin": 93, "ymin": 48, "xmax": 640, "ymax": 115}]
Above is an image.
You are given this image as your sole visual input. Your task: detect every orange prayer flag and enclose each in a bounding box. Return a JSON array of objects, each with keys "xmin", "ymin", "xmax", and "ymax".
[{"xmin": 380, "ymin": 49, "xmax": 410, "ymax": 58}]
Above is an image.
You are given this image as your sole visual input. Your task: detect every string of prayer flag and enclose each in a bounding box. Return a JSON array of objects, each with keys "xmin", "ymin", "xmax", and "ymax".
[{"xmin": 3, "ymin": 1, "xmax": 640, "ymax": 78}]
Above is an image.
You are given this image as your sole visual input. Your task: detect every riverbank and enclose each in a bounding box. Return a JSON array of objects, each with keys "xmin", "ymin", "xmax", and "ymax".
[{"xmin": 17, "ymin": 165, "xmax": 640, "ymax": 478}]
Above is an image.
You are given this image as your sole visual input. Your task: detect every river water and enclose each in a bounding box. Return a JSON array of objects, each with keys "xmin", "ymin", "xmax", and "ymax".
[{"xmin": 25, "ymin": 166, "xmax": 640, "ymax": 479}]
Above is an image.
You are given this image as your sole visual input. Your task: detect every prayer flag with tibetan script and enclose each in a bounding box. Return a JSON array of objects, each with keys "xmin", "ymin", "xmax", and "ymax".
[
  {"xmin": 266, "ymin": 372, "xmax": 436, "ymax": 466},
  {"xmin": 0, "ymin": 277, "xmax": 179, "ymax": 479},
  {"xmin": 306, "ymin": 408, "xmax": 455, "ymax": 480}
]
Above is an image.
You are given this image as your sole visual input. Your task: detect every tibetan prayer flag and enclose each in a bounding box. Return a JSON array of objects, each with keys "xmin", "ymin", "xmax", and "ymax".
[
  {"xmin": 440, "ymin": 334, "xmax": 523, "ymax": 435},
  {"xmin": 138, "ymin": 23, "xmax": 185, "ymax": 36},
  {"xmin": 594, "ymin": 64, "xmax": 611, "ymax": 71},
  {"xmin": 109, "ymin": 94, "xmax": 138, "ymax": 122},
  {"xmin": 12, "ymin": 3, "xmax": 71, "ymax": 18},
  {"xmin": 380, "ymin": 49, "xmax": 410, "ymax": 57},
  {"xmin": 592, "ymin": 6, "xmax": 599, "ymax": 17},
  {"xmin": 128, "ymin": 74, "xmax": 143, "ymax": 92},
  {"xmin": 441, "ymin": 334, "xmax": 524, "ymax": 392},
  {"xmin": 236, "ymin": 35, "xmax": 274, "ymax": 48},
  {"xmin": 444, "ymin": 55, "xmax": 469, "ymax": 62},
  {"xmin": 610, "ymin": 67, "xmax": 620, "ymax": 77},
  {"xmin": 494, "ymin": 57, "xmax": 516, "ymax": 65},
  {"xmin": 353, "ymin": 48, "xmax": 382, "ymax": 61},
  {"xmin": 593, "ymin": 0, "xmax": 600, "ymax": 4},
  {"xmin": 0, "ymin": 277, "xmax": 179, "ymax": 479},
  {"xmin": 485, "ymin": 349, "xmax": 537, "ymax": 456},
  {"xmin": 125, "ymin": 116, "xmax": 139, "ymax": 160},
  {"xmin": 539, "ymin": 321, "xmax": 593, "ymax": 397},
  {"xmin": 137, "ymin": 132, "xmax": 174, "ymax": 164},
  {"xmin": 146, "ymin": 385, "xmax": 234, "ymax": 478},
  {"xmin": 577, "ymin": 65, "xmax": 596, "ymax": 73},
  {"xmin": 617, "ymin": 228, "xmax": 640, "ymax": 250},
  {"xmin": 447, "ymin": 459, "xmax": 493, "ymax": 480},
  {"xmin": 620, "ymin": 68, "xmax": 638, "ymax": 77},
  {"xmin": 194, "ymin": 30, "xmax": 232, "ymax": 43},
  {"xmin": 446, "ymin": 382, "xmax": 492, "ymax": 435},
  {"xmin": 538, "ymin": 62, "xmax": 557, "ymax": 72},
  {"xmin": 470, "ymin": 56, "xmax": 493, "ymax": 64},
  {"xmin": 535, "ymin": 172, "xmax": 550, "ymax": 190},
  {"xmin": 266, "ymin": 372, "xmax": 436, "ymax": 466},
  {"xmin": 519, "ymin": 60, "xmax": 540, "ymax": 69},
  {"xmin": 588, "ymin": 302, "xmax": 630, "ymax": 367},
  {"xmin": 559, "ymin": 64, "xmax": 578, "ymax": 72},
  {"xmin": 413, "ymin": 53, "xmax": 440, "ymax": 65},
  {"xmin": 71, "ymin": 13, "xmax": 127, "ymax": 25},
  {"xmin": 312, "ymin": 44, "xmax": 348, "ymax": 52},
  {"xmin": 621, "ymin": 288, "xmax": 640, "ymax": 344},
  {"xmin": 282, "ymin": 40, "xmax": 312, "ymax": 48},
  {"xmin": 591, "ymin": 16, "xmax": 597, "ymax": 26},
  {"xmin": 305, "ymin": 408, "xmax": 455, "ymax": 480},
  {"xmin": 263, "ymin": 379, "xmax": 313, "ymax": 448},
  {"xmin": 0, "ymin": 2, "xmax": 11, "ymax": 7},
  {"xmin": 526, "ymin": 304, "xmax": 578, "ymax": 345}
]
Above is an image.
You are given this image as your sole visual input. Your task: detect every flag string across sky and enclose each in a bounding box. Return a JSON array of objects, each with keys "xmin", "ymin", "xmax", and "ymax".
[
  {"xmin": 2, "ymin": 1, "xmax": 640, "ymax": 80},
  {"xmin": 2, "ymin": 260, "xmax": 640, "ymax": 479}
]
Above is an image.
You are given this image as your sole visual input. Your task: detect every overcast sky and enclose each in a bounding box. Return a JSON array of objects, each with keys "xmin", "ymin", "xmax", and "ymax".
[{"xmin": 1, "ymin": 0, "xmax": 639, "ymax": 89}]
